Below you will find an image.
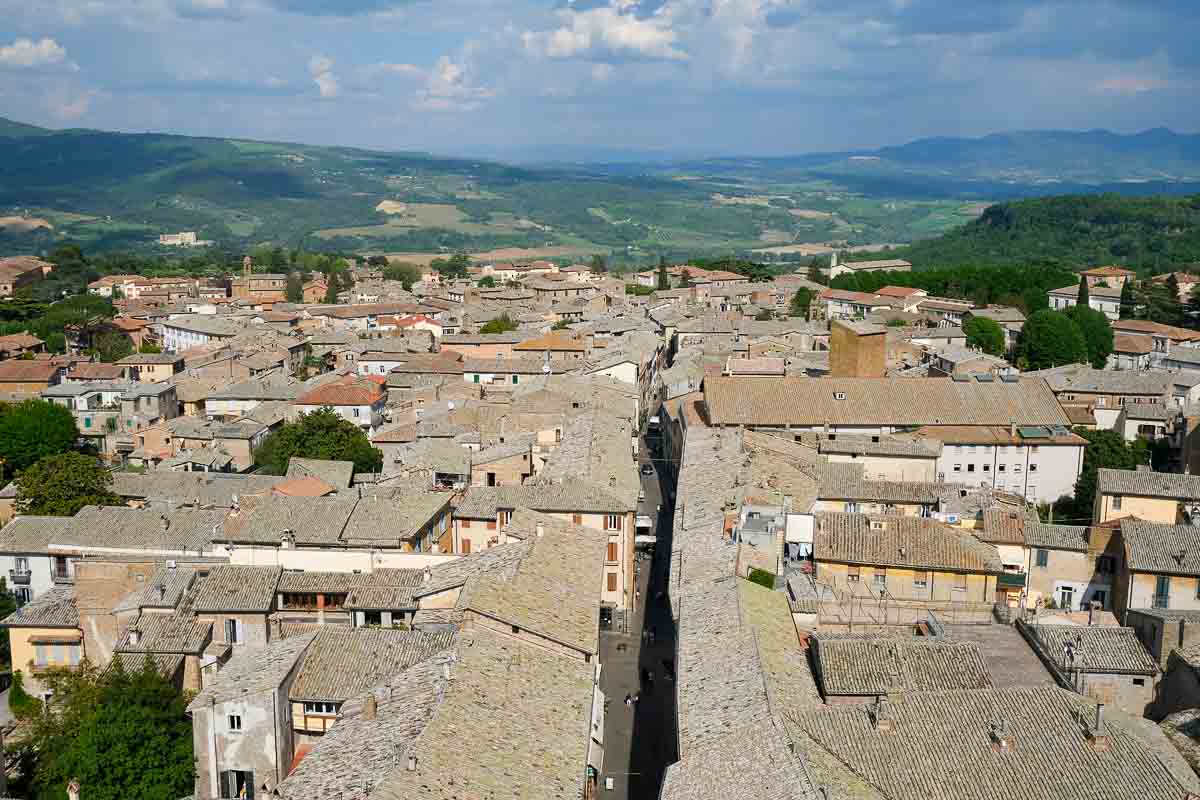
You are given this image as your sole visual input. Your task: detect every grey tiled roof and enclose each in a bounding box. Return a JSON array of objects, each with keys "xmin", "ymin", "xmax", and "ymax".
[
  {"xmin": 813, "ymin": 638, "xmax": 993, "ymax": 696},
  {"xmin": 0, "ymin": 516, "xmax": 73, "ymax": 554},
  {"xmin": 1121, "ymin": 519, "xmax": 1200, "ymax": 576},
  {"xmin": 1024, "ymin": 522, "xmax": 1090, "ymax": 552},
  {"xmin": 190, "ymin": 565, "xmax": 282, "ymax": 613},
  {"xmin": 416, "ymin": 540, "xmax": 532, "ymax": 597},
  {"xmin": 188, "ymin": 631, "xmax": 316, "ymax": 709},
  {"xmin": 454, "ymin": 481, "xmax": 633, "ymax": 517},
  {"xmin": 1025, "ymin": 624, "xmax": 1159, "ymax": 675},
  {"xmin": 791, "ymin": 686, "xmax": 1194, "ymax": 800},
  {"xmin": 289, "ymin": 627, "xmax": 456, "ymax": 703},
  {"xmin": 1, "ymin": 586, "xmax": 78, "ymax": 628},
  {"xmin": 809, "ymin": 433, "xmax": 941, "ymax": 459},
  {"xmin": 1098, "ymin": 467, "xmax": 1200, "ymax": 500},
  {"xmin": 7, "ymin": 506, "xmax": 226, "ymax": 553},
  {"xmin": 277, "ymin": 649, "xmax": 454, "ymax": 800},
  {"xmin": 286, "ymin": 457, "xmax": 355, "ymax": 489},
  {"xmin": 463, "ymin": 512, "xmax": 606, "ymax": 656},
  {"xmin": 369, "ymin": 628, "xmax": 594, "ymax": 800},
  {"xmin": 220, "ymin": 495, "xmax": 358, "ymax": 545},
  {"xmin": 112, "ymin": 567, "xmax": 199, "ymax": 613},
  {"xmin": 110, "ymin": 471, "xmax": 284, "ymax": 504},
  {"xmin": 977, "ymin": 509, "xmax": 1027, "ymax": 545},
  {"xmin": 814, "ymin": 512, "xmax": 1003, "ymax": 573},
  {"xmin": 1027, "ymin": 364, "xmax": 1174, "ymax": 396},
  {"xmin": 704, "ymin": 376, "xmax": 1070, "ymax": 428},
  {"xmin": 117, "ymin": 612, "xmax": 212, "ymax": 655},
  {"xmin": 277, "ymin": 571, "xmax": 359, "ymax": 593}
]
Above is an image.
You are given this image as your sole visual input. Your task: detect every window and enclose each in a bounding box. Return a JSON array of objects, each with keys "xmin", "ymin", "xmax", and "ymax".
[
  {"xmin": 512, "ymin": 375, "xmax": 519, "ymax": 385},
  {"xmin": 304, "ymin": 702, "xmax": 337, "ymax": 715},
  {"xmin": 953, "ymin": 464, "xmax": 962, "ymax": 473},
  {"xmin": 967, "ymin": 464, "xmax": 975, "ymax": 473},
  {"xmin": 847, "ymin": 566, "xmax": 860, "ymax": 583},
  {"xmin": 461, "ymin": 519, "xmax": 471, "ymax": 529},
  {"xmin": 605, "ymin": 514, "xmax": 623, "ymax": 531},
  {"xmin": 1097, "ymin": 555, "xmax": 1116, "ymax": 574},
  {"xmin": 353, "ymin": 407, "xmax": 360, "ymax": 417},
  {"xmin": 1035, "ymin": 549, "xmax": 1049, "ymax": 567},
  {"xmin": 913, "ymin": 572, "xmax": 928, "ymax": 588},
  {"xmin": 219, "ymin": 770, "xmax": 255, "ymax": 799},
  {"xmin": 607, "ymin": 542, "xmax": 619, "ymax": 562},
  {"xmin": 84, "ymin": 417, "xmax": 92, "ymax": 428},
  {"xmin": 1013, "ymin": 465, "xmax": 1022, "ymax": 473},
  {"xmin": 228, "ymin": 714, "xmax": 243, "ymax": 732},
  {"xmin": 486, "ymin": 520, "xmax": 497, "ymax": 530},
  {"xmin": 572, "ymin": 513, "xmax": 583, "ymax": 525},
  {"xmin": 998, "ymin": 464, "xmax": 1006, "ymax": 473},
  {"xmin": 1154, "ymin": 576, "xmax": 1171, "ymax": 608},
  {"xmin": 1133, "ymin": 678, "xmax": 1145, "ymax": 687},
  {"xmin": 1029, "ymin": 464, "xmax": 1037, "ymax": 473},
  {"xmin": 1112, "ymin": 495, "xmax": 1123, "ymax": 511},
  {"xmin": 224, "ymin": 619, "xmax": 241, "ymax": 644},
  {"xmin": 606, "ymin": 572, "xmax": 618, "ymax": 592},
  {"xmin": 35, "ymin": 644, "xmax": 48, "ymax": 667},
  {"xmin": 982, "ymin": 464, "xmax": 990, "ymax": 473},
  {"xmin": 872, "ymin": 569, "xmax": 886, "ymax": 589}
]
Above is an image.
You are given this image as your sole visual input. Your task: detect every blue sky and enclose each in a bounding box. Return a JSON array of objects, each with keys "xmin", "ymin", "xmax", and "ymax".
[{"xmin": 1, "ymin": 0, "xmax": 1198, "ymax": 159}]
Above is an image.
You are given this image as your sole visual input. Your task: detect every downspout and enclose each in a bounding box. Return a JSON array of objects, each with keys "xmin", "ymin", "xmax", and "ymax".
[{"xmin": 208, "ymin": 699, "xmax": 219, "ymax": 799}]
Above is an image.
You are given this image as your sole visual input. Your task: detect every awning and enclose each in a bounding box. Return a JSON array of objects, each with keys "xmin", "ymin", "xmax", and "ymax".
[{"xmin": 635, "ymin": 535, "xmax": 657, "ymax": 545}]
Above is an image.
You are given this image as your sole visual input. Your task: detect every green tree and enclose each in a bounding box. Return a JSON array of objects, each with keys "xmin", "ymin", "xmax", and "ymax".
[
  {"xmin": 1069, "ymin": 428, "xmax": 1147, "ymax": 519},
  {"xmin": 1120, "ymin": 280, "xmax": 1137, "ymax": 319},
  {"xmin": 477, "ymin": 276, "xmax": 496, "ymax": 288},
  {"xmin": 479, "ymin": 314, "xmax": 518, "ymax": 334},
  {"xmin": 963, "ymin": 316, "xmax": 1006, "ymax": 356},
  {"xmin": 1076, "ymin": 278, "xmax": 1090, "ymax": 309},
  {"xmin": 383, "ymin": 262, "xmax": 422, "ymax": 291},
  {"xmin": 656, "ymin": 258, "xmax": 670, "ymax": 291},
  {"xmin": 90, "ymin": 332, "xmax": 133, "ymax": 363},
  {"xmin": 15, "ymin": 453, "xmax": 122, "ymax": 516},
  {"xmin": 254, "ymin": 408, "xmax": 383, "ymax": 475},
  {"xmin": 1187, "ymin": 283, "xmax": 1200, "ymax": 328},
  {"xmin": 789, "ymin": 287, "xmax": 814, "ymax": 319},
  {"xmin": 807, "ymin": 261, "xmax": 826, "ymax": 286},
  {"xmin": 590, "ymin": 254, "xmax": 607, "ymax": 274},
  {"xmin": 21, "ymin": 658, "xmax": 194, "ymax": 800},
  {"xmin": 754, "ymin": 309, "xmax": 774, "ymax": 321},
  {"xmin": 138, "ymin": 342, "xmax": 163, "ymax": 354},
  {"xmin": 0, "ymin": 399, "xmax": 79, "ymax": 480},
  {"xmin": 323, "ymin": 276, "xmax": 340, "ymax": 304},
  {"xmin": 1017, "ymin": 310, "xmax": 1088, "ymax": 369},
  {"xmin": 552, "ymin": 319, "xmax": 571, "ymax": 330},
  {"xmin": 286, "ymin": 271, "xmax": 303, "ymax": 303},
  {"xmin": 1140, "ymin": 279, "xmax": 1184, "ymax": 326},
  {"xmin": 1067, "ymin": 304, "xmax": 1115, "ymax": 369},
  {"xmin": 679, "ymin": 268, "xmax": 693, "ymax": 289},
  {"xmin": 432, "ymin": 253, "xmax": 471, "ymax": 280}
]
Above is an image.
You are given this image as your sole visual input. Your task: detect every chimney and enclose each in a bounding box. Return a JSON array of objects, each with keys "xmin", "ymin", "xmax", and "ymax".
[
  {"xmin": 870, "ymin": 695, "xmax": 894, "ymax": 733},
  {"xmin": 406, "ymin": 755, "xmax": 418, "ymax": 772},
  {"xmin": 1088, "ymin": 703, "xmax": 1111, "ymax": 752},
  {"xmin": 364, "ymin": 694, "xmax": 378, "ymax": 721},
  {"xmin": 990, "ymin": 720, "xmax": 1012, "ymax": 752},
  {"xmin": 423, "ymin": 566, "xmax": 432, "ymax": 584},
  {"xmin": 1009, "ymin": 420, "xmax": 1016, "ymax": 438},
  {"xmin": 128, "ymin": 626, "xmax": 141, "ymax": 646},
  {"xmin": 535, "ymin": 523, "xmax": 545, "ymax": 538}
]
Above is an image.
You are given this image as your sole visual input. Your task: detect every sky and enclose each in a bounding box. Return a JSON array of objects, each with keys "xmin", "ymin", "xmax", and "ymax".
[{"xmin": 1, "ymin": 0, "xmax": 1198, "ymax": 160}]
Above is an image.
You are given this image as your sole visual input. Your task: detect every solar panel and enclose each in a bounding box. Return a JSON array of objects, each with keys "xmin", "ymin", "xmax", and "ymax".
[{"xmin": 1017, "ymin": 426, "xmax": 1050, "ymax": 439}]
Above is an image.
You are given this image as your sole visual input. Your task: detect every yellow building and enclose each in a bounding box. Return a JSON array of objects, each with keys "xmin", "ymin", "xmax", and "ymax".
[
  {"xmin": 0, "ymin": 587, "xmax": 83, "ymax": 702},
  {"xmin": 1094, "ymin": 467, "xmax": 1200, "ymax": 524}
]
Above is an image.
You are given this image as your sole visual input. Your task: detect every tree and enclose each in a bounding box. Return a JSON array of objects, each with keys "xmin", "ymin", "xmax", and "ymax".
[
  {"xmin": 90, "ymin": 331, "xmax": 133, "ymax": 363},
  {"xmin": 754, "ymin": 309, "xmax": 774, "ymax": 321},
  {"xmin": 1067, "ymin": 304, "xmax": 1115, "ymax": 369},
  {"xmin": 552, "ymin": 319, "xmax": 571, "ymax": 330},
  {"xmin": 1076, "ymin": 278, "xmax": 1090, "ymax": 309},
  {"xmin": 323, "ymin": 276, "xmax": 340, "ymax": 304},
  {"xmin": 15, "ymin": 453, "xmax": 122, "ymax": 517},
  {"xmin": 479, "ymin": 314, "xmax": 518, "ymax": 334},
  {"xmin": 0, "ymin": 399, "xmax": 79, "ymax": 480},
  {"xmin": 254, "ymin": 408, "xmax": 383, "ymax": 475},
  {"xmin": 432, "ymin": 253, "xmax": 470, "ymax": 280},
  {"xmin": 477, "ymin": 276, "xmax": 496, "ymax": 288},
  {"xmin": 138, "ymin": 342, "xmax": 163, "ymax": 354},
  {"xmin": 789, "ymin": 287, "xmax": 814, "ymax": 319},
  {"xmin": 1069, "ymin": 428, "xmax": 1147, "ymax": 519},
  {"xmin": 656, "ymin": 258, "xmax": 670, "ymax": 291},
  {"xmin": 1017, "ymin": 310, "xmax": 1088, "ymax": 370},
  {"xmin": 1187, "ymin": 283, "xmax": 1200, "ymax": 327},
  {"xmin": 1140, "ymin": 279, "xmax": 1183, "ymax": 327},
  {"xmin": 286, "ymin": 271, "xmax": 303, "ymax": 303},
  {"xmin": 20, "ymin": 658, "xmax": 194, "ymax": 800},
  {"xmin": 963, "ymin": 316, "xmax": 1006, "ymax": 356},
  {"xmin": 807, "ymin": 261, "xmax": 826, "ymax": 286},
  {"xmin": 590, "ymin": 254, "xmax": 607, "ymax": 274},
  {"xmin": 679, "ymin": 269, "xmax": 693, "ymax": 289},
  {"xmin": 383, "ymin": 262, "xmax": 422, "ymax": 291},
  {"xmin": 1120, "ymin": 280, "xmax": 1137, "ymax": 319}
]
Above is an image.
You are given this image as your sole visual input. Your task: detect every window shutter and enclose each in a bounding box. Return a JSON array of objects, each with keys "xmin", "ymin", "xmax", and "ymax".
[
  {"xmin": 607, "ymin": 573, "xmax": 617, "ymax": 592},
  {"xmin": 607, "ymin": 543, "xmax": 618, "ymax": 562}
]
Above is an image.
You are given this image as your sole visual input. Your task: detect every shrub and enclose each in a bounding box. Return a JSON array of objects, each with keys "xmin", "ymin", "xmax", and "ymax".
[{"xmin": 748, "ymin": 568, "xmax": 775, "ymax": 589}]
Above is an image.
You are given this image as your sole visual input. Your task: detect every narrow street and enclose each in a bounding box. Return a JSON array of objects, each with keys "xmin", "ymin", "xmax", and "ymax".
[{"xmin": 598, "ymin": 429, "xmax": 678, "ymax": 800}]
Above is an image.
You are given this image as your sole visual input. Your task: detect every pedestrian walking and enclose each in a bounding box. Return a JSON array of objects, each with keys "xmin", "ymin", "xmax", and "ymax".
[{"xmin": 625, "ymin": 693, "xmax": 632, "ymax": 706}]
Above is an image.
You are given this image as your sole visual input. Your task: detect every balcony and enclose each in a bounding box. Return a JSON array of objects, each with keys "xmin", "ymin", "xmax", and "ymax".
[
  {"xmin": 9, "ymin": 569, "xmax": 31, "ymax": 585},
  {"xmin": 52, "ymin": 569, "xmax": 74, "ymax": 584}
]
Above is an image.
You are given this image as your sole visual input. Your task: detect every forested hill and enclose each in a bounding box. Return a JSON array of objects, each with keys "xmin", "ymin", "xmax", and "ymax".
[{"xmin": 849, "ymin": 194, "xmax": 1200, "ymax": 272}]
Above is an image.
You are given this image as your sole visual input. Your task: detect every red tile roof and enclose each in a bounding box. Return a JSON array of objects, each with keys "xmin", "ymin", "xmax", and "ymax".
[
  {"xmin": 0, "ymin": 361, "xmax": 59, "ymax": 381},
  {"xmin": 296, "ymin": 375, "xmax": 386, "ymax": 406}
]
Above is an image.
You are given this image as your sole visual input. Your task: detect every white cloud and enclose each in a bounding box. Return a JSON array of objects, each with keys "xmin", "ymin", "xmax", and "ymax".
[
  {"xmin": 522, "ymin": 1, "xmax": 688, "ymax": 62},
  {"xmin": 0, "ymin": 37, "xmax": 77, "ymax": 71},
  {"xmin": 413, "ymin": 55, "xmax": 494, "ymax": 112},
  {"xmin": 308, "ymin": 54, "xmax": 340, "ymax": 97}
]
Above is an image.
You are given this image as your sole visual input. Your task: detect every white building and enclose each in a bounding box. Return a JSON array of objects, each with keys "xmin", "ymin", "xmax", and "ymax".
[{"xmin": 1047, "ymin": 284, "xmax": 1122, "ymax": 321}]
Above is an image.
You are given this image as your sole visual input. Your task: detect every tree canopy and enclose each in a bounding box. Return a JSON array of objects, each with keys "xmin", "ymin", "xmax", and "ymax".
[
  {"xmin": 0, "ymin": 399, "xmax": 79, "ymax": 480},
  {"xmin": 1064, "ymin": 428, "xmax": 1149, "ymax": 521},
  {"xmin": 431, "ymin": 253, "xmax": 471, "ymax": 280},
  {"xmin": 590, "ymin": 254, "xmax": 607, "ymax": 274},
  {"xmin": 789, "ymin": 287, "xmax": 814, "ymax": 318},
  {"xmin": 16, "ymin": 658, "xmax": 194, "ymax": 800},
  {"xmin": 831, "ymin": 264, "xmax": 1076, "ymax": 312},
  {"xmin": 15, "ymin": 453, "xmax": 122, "ymax": 516},
  {"xmin": 254, "ymin": 408, "xmax": 383, "ymax": 475},
  {"xmin": 1017, "ymin": 310, "xmax": 1088, "ymax": 369},
  {"xmin": 656, "ymin": 258, "xmax": 670, "ymax": 291},
  {"xmin": 286, "ymin": 271, "xmax": 303, "ymax": 303},
  {"xmin": 1067, "ymin": 304, "xmax": 1115, "ymax": 369},
  {"xmin": 383, "ymin": 262, "xmax": 422, "ymax": 290},
  {"xmin": 479, "ymin": 314, "xmax": 517, "ymax": 334},
  {"xmin": 0, "ymin": 578, "xmax": 17, "ymax": 667},
  {"xmin": 963, "ymin": 316, "xmax": 1006, "ymax": 356}
]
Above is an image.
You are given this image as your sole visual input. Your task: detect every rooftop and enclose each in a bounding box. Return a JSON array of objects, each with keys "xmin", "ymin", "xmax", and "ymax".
[
  {"xmin": 1098, "ymin": 467, "xmax": 1200, "ymax": 500},
  {"xmin": 1024, "ymin": 624, "xmax": 1158, "ymax": 675},
  {"xmin": 0, "ymin": 586, "xmax": 78, "ymax": 628},
  {"xmin": 813, "ymin": 638, "xmax": 993, "ymax": 696},
  {"xmin": 289, "ymin": 627, "xmax": 456, "ymax": 703},
  {"xmin": 814, "ymin": 512, "xmax": 1002, "ymax": 573},
  {"xmin": 190, "ymin": 565, "xmax": 282, "ymax": 612}
]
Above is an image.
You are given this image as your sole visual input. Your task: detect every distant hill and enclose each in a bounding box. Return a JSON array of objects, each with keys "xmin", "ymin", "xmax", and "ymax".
[
  {"xmin": 847, "ymin": 193, "xmax": 1200, "ymax": 272},
  {"xmin": 0, "ymin": 117, "xmax": 51, "ymax": 138}
]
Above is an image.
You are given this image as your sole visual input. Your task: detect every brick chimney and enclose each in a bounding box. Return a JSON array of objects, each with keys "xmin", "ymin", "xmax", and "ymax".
[{"xmin": 364, "ymin": 693, "xmax": 378, "ymax": 721}]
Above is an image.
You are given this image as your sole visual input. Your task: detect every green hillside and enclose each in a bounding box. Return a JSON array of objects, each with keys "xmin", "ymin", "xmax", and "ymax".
[{"xmin": 847, "ymin": 194, "xmax": 1200, "ymax": 272}]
